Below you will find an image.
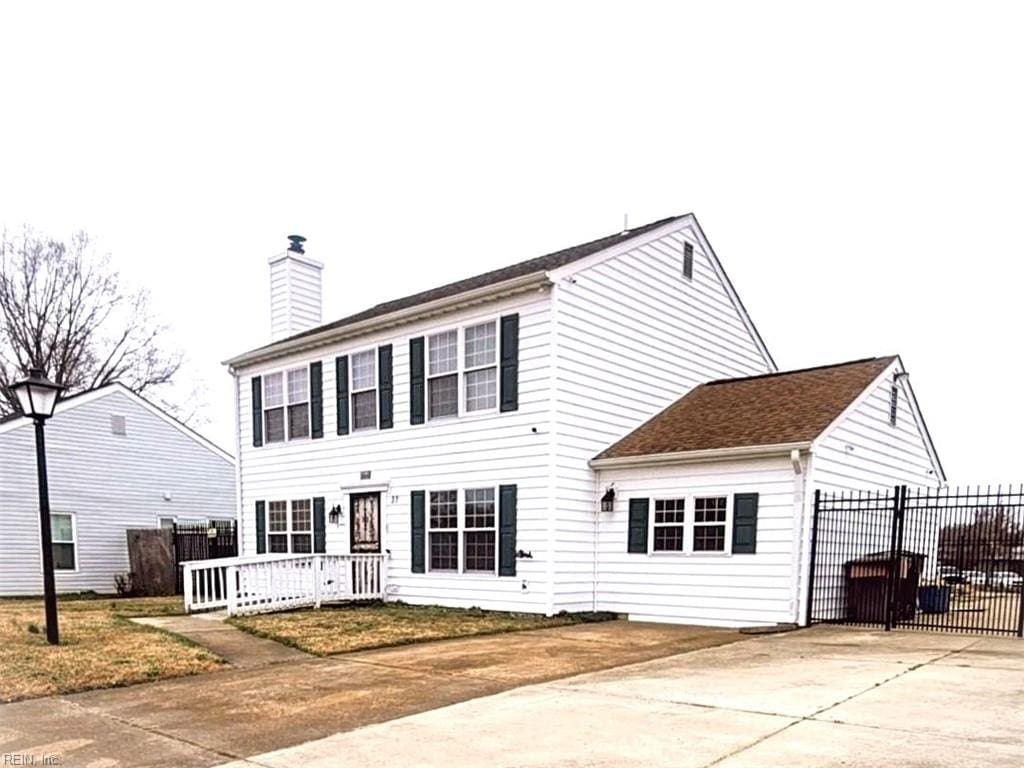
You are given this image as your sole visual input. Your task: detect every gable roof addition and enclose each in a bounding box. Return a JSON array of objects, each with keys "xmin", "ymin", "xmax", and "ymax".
[{"xmin": 594, "ymin": 357, "xmax": 898, "ymax": 461}]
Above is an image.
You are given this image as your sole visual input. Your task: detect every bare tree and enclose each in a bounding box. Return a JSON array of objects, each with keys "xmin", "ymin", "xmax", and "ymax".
[{"xmin": 0, "ymin": 228, "xmax": 183, "ymax": 417}]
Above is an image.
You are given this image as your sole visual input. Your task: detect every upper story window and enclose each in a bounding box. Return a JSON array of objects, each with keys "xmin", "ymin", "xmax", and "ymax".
[
  {"xmin": 427, "ymin": 320, "xmax": 498, "ymax": 420},
  {"xmin": 264, "ymin": 368, "xmax": 309, "ymax": 443},
  {"xmin": 351, "ymin": 349, "xmax": 377, "ymax": 430}
]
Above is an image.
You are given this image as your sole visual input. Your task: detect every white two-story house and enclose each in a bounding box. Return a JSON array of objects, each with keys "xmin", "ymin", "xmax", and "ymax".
[{"xmin": 223, "ymin": 215, "xmax": 944, "ymax": 628}]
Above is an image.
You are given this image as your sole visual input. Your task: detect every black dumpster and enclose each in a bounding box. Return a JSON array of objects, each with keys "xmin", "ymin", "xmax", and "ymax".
[{"xmin": 844, "ymin": 550, "xmax": 926, "ymax": 623}]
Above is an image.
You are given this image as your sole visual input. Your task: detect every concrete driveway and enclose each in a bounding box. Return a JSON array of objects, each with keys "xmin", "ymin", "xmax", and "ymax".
[
  {"xmin": 0, "ymin": 620, "xmax": 737, "ymax": 767},
  {"xmin": 217, "ymin": 626, "xmax": 1024, "ymax": 768}
]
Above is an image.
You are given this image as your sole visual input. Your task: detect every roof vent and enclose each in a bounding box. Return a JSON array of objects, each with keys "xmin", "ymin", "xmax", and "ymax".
[{"xmin": 287, "ymin": 235, "xmax": 306, "ymax": 254}]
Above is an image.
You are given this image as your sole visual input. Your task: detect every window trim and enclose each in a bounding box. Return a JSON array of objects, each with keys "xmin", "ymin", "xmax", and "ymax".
[
  {"xmin": 425, "ymin": 316, "xmax": 501, "ymax": 422},
  {"xmin": 646, "ymin": 494, "xmax": 733, "ymax": 556},
  {"xmin": 651, "ymin": 498, "xmax": 686, "ymax": 552},
  {"xmin": 425, "ymin": 485, "xmax": 499, "ymax": 575},
  {"xmin": 349, "ymin": 346, "xmax": 379, "ymax": 432},
  {"xmin": 49, "ymin": 511, "xmax": 78, "ymax": 572},
  {"xmin": 262, "ymin": 366, "xmax": 311, "ymax": 443},
  {"xmin": 265, "ymin": 498, "xmax": 314, "ymax": 554}
]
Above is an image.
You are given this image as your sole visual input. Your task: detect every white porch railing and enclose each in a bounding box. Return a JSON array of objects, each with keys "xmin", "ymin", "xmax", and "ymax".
[{"xmin": 181, "ymin": 553, "xmax": 385, "ymax": 616}]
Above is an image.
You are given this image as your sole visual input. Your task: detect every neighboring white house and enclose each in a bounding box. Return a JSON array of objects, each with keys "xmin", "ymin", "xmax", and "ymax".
[
  {"xmin": 0, "ymin": 384, "xmax": 236, "ymax": 596},
  {"xmin": 221, "ymin": 214, "xmax": 944, "ymax": 627}
]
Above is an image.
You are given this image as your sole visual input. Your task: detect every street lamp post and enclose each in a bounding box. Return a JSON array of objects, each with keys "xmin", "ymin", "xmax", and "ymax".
[{"xmin": 11, "ymin": 368, "xmax": 64, "ymax": 645}]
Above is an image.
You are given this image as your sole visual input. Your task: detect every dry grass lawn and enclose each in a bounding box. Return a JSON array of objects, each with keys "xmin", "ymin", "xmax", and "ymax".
[
  {"xmin": 0, "ymin": 595, "xmax": 224, "ymax": 703},
  {"xmin": 230, "ymin": 602, "xmax": 614, "ymax": 656}
]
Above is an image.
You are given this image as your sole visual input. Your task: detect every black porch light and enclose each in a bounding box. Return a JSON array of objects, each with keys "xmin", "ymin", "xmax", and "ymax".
[
  {"xmin": 11, "ymin": 368, "xmax": 65, "ymax": 645},
  {"xmin": 329, "ymin": 504, "xmax": 343, "ymax": 525},
  {"xmin": 600, "ymin": 485, "xmax": 616, "ymax": 512}
]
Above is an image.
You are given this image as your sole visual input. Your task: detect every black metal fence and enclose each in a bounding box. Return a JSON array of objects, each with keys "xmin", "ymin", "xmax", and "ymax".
[
  {"xmin": 808, "ymin": 485, "xmax": 1024, "ymax": 636},
  {"xmin": 173, "ymin": 521, "xmax": 237, "ymax": 594}
]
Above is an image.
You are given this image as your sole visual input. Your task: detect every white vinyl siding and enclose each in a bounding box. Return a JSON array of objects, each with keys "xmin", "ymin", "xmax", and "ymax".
[
  {"xmin": 236, "ymin": 290, "xmax": 553, "ymax": 613},
  {"xmin": 596, "ymin": 457, "xmax": 800, "ymax": 627},
  {"xmin": 550, "ymin": 224, "xmax": 775, "ymax": 612},
  {"xmin": 0, "ymin": 390, "xmax": 235, "ymax": 596}
]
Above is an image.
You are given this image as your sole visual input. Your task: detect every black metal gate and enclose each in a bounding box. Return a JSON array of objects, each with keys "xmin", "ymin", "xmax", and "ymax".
[
  {"xmin": 173, "ymin": 521, "xmax": 237, "ymax": 594},
  {"xmin": 807, "ymin": 485, "xmax": 1024, "ymax": 636}
]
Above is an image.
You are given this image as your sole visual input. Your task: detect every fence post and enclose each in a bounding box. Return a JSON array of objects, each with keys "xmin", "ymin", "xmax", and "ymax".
[
  {"xmin": 313, "ymin": 556, "xmax": 322, "ymax": 609},
  {"xmin": 884, "ymin": 485, "xmax": 906, "ymax": 631},
  {"xmin": 182, "ymin": 564, "xmax": 193, "ymax": 614},
  {"xmin": 226, "ymin": 565, "xmax": 238, "ymax": 616},
  {"xmin": 804, "ymin": 489, "xmax": 822, "ymax": 627}
]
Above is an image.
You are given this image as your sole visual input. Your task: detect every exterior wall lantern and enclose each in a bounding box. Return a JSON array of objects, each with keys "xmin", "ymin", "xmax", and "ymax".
[
  {"xmin": 600, "ymin": 485, "xmax": 615, "ymax": 512},
  {"xmin": 329, "ymin": 504, "xmax": 343, "ymax": 525},
  {"xmin": 11, "ymin": 368, "xmax": 65, "ymax": 645}
]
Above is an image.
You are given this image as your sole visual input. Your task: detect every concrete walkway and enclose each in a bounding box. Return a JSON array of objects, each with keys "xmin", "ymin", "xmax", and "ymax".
[
  {"xmin": 214, "ymin": 627, "xmax": 1024, "ymax": 768},
  {"xmin": 131, "ymin": 612, "xmax": 308, "ymax": 668},
  {"xmin": 0, "ymin": 620, "xmax": 739, "ymax": 767}
]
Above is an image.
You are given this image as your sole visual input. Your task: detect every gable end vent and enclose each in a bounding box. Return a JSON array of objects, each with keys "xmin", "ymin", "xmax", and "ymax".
[{"xmin": 111, "ymin": 414, "xmax": 127, "ymax": 435}]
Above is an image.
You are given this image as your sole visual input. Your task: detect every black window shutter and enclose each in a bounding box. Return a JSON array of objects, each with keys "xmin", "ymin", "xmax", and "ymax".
[
  {"xmin": 683, "ymin": 241, "xmax": 694, "ymax": 280},
  {"xmin": 335, "ymin": 356, "xmax": 349, "ymax": 435},
  {"xmin": 409, "ymin": 337, "xmax": 425, "ymax": 425},
  {"xmin": 410, "ymin": 490, "xmax": 426, "ymax": 573},
  {"xmin": 310, "ymin": 362, "xmax": 324, "ymax": 439},
  {"xmin": 498, "ymin": 484, "xmax": 518, "ymax": 576},
  {"xmin": 499, "ymin": 314, "xmax": 519, "ymax": 412},
  {"xmin": 627, "ymin": 498, "xmax": 649, "ymax": 553},
  {"xmin": 732, "ymin": 493, "xmax": 759, "ymax": 554},
  {"xmin": 255, "ymin": 500, "xmax": 266, "ymax": 554},
  {"xmin": 379, "ymin": 344, "xmax": 394, "ymax": 429},
  {"xmin": 251, "ymin": 377, "xmax": 263, "ymax": 447},
  {"xmin": 313, "ymin": 496, "xmax": 326, "ymax": 553}
]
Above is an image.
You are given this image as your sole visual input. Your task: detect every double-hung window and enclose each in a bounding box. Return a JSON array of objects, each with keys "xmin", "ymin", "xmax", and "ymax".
[
  {"xmin": 693, "ymin": 497, "xmax": 728, "ymax": 552},
  {"xmin": 428, "ymin": 490, "xmax": 459, "ymax": 570},
  {"xmin": 463, "ymin": 488, "xmax": 496, "ymax": 572},
  {"xmin": 267, "ymin": 500, "xmax": 312, "ymax": 553},
  {"xmin": 351, "ymin": 350, "xmax": 377, "ymax": 430},
  {"xmin": 287, "ymin": 369, "xmax": 310, "ymax": 439},
  {"xmin": 427, "ymin": 487, "xmax": 497, "ymax": 573},
  {"xmin": 427, "ymin": 320, "xmax": 498, "ymax": 420},
  {"xmin": 463, "ymin": 322, "xmax": 497, "ymax": 412},
  {"xmin": 652, "ymin": 499, "xmax": 685, "ymax": 552},
  {"xmin": 263, "ymin": 368, "xmax": 309, "ymax": 442},
  {"xmin": 51, "ymin": 513, "xmax": 76, "ymax": 570}
]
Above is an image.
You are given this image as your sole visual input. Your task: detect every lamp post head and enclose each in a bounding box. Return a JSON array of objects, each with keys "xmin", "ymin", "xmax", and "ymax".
[{"xmin": 11, "ymin": 368, "xmax": 64, "ymax": 420}]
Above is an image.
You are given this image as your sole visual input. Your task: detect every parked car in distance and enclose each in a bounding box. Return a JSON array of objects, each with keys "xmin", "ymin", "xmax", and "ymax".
[
  {"xmin": 989, "ymin": 571, "xmax": 1023, "ymax": 591},
  {"xmin": 961, "ymin": 570, "xmax": 987, "ymax": 585},
  {"xmin": 938, "ymin": 566, "xmax": 966, "ymax": 585}
]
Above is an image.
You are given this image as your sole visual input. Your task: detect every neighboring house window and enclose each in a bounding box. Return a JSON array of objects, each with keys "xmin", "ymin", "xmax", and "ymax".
[
  {"xmin": 889, "ymin": 383, "xmax": 899, "ymax": 426},
  {"xmin": 351, "ymin": 349, "xmax": 378, "ymax": 430},
  {"xmin": 429, "ymin": 490, "xmax": 459, "ymax": 570},
  {"xmin": 427, "ymin": 320, "xmax": 499, "ymax": 420},
  {"xmin": 464, "ymin": 322, "xmax": 497, "ymax": 412},
  {"xmin": 653, "ymin": 499, "xmax": 685, "ymax": 552},
  {"xmin": 287, "ymin": 368, "xmax": 310, "ymax": 439},
  {"xmin": 159, "ymin": 517, "xmax": 176, "ymax": 529},
  {"xmin": 693, "ymin": 497, "xmax": 728, "ymax": 552},
  {"xmin": 266, "ymin": 500, "xmax": 312, "ymax": 554},
  {"xmin": 428, "ymin": 331, "xmax": 459, "ymax": 419},
  {"xmin": 463, "ymin": 487, "xmax": 496, "ymax": 572},
  {"xmin": 51, "ymin": 513, "xmax": 76, "ymax": 570}
]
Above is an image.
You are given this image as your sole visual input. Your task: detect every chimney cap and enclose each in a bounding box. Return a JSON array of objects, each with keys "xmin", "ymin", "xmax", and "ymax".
[{"xmin": 287, "ymin": 235, "xmax": 306, "ymax": 254}]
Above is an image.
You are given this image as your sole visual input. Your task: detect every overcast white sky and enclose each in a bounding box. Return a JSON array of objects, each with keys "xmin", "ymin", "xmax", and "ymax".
[{"xmin": 2, "ymin": 2, "xmax": 1022, "ymax": 482}]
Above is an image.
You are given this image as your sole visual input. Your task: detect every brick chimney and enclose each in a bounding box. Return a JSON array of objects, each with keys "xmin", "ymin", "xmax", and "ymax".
[{"xmin": 268, "ymin": 235, "xmax": 323, "ymax": 342}]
